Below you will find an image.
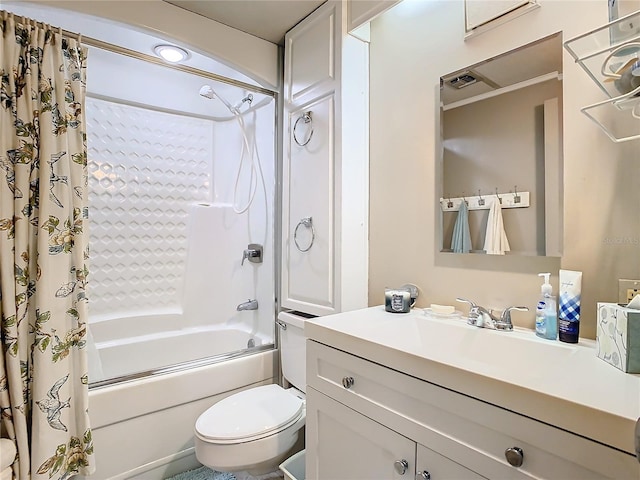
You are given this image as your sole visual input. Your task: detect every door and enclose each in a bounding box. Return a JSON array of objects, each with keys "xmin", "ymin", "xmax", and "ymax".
[
  {"xmin": 306, "ymin": 387, "xmax": 416, "ymax": 479},
  {"xmin": 282, "ymin": 2, "xmax": 340, "ymax": 316}
]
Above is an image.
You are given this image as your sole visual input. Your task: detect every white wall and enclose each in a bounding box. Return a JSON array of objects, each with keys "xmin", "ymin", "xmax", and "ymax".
[{"xmin": 369, "ymin": 0, "xmax": 640, "ymax": 339}]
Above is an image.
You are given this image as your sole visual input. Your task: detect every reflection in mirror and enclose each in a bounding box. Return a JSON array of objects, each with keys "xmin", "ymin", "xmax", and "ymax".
[{"xmin": 439, "ymin": 33, "xmax": 563, "ymax": 257}]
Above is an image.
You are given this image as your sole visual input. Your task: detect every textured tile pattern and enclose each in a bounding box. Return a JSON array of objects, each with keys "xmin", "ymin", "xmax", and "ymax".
[{"xmin": 86, "ymin": 97, "xmax": 213, "ymax": 317}]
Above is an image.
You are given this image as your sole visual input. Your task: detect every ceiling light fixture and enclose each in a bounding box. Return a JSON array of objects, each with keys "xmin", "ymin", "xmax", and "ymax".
[{"xmin": 153, "ymin": 44, "xmax": 190, "ymax": 63}]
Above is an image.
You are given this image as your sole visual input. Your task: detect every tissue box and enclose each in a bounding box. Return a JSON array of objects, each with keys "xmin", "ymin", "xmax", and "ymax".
[{"xmin": 596, "ymin": 303, "xmax": 640, "ymax": 373}]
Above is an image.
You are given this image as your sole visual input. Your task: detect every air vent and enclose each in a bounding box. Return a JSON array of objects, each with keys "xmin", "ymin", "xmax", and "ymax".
[{"xmin": 447, "ymin": 73, "xmax": 478, "ymax": 89}]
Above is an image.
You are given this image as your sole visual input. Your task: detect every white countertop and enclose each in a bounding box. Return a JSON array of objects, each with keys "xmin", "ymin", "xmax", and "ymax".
[{"xmin": 305, "ymin": 306, "xmax": 640, "ymax": 456}]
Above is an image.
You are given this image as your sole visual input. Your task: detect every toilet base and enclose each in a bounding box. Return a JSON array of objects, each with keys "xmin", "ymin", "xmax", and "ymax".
[{"xmin": 195, "ymin": 422, "xmax": 305, "ymax": 475}]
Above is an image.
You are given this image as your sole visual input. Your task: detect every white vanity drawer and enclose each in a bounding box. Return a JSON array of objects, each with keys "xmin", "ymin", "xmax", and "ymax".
[{"xmin": 307, "ymin": 340, "xmax": 639, "ymax": 480}]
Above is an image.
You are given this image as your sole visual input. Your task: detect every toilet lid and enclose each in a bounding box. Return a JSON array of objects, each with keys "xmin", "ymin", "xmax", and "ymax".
[{"xmin": 195, "ymin": 384, "xmax": 304, "ymax": 442}]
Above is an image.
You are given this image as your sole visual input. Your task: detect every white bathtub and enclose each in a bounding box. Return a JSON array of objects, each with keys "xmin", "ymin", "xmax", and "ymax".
[
  {"xmin": 82, "ymin": 349, "xmax": 276, "ymax": 479},
  {"xmin": 89, "ymin": 312, "xmax": 272, "ymax": 382}
]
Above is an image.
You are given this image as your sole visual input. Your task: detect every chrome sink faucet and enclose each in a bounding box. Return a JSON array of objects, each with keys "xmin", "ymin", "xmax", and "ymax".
[{"xmin": 456, "ymin": 298, "xmax": 528, "ymax": 331}]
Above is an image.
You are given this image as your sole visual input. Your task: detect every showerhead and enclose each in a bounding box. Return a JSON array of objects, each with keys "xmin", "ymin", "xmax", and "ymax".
[
  {"xmin": 199, "ymin": 84, "xmax": 234, "ymax": 112},
  {"xmin": 199, "ymin": 85, "xmax": 215, "ymax": 99}
]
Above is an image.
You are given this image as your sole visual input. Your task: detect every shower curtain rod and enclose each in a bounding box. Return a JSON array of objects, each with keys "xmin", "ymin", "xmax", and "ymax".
[{"xmin": 6, "ymin": 11, "xmax": 276, "ymax": 98}]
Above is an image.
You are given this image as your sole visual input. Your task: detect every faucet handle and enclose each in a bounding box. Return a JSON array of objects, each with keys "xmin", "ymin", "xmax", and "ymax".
[
  {"xmin": 241, "ymin": 244, "xmax": 263, "ymax": 266},
  {"xmin": 241, "ymin": 248, "xmax": 258, "ymax": 265},
  {"xmin": 455, "ymin": 298, "xmax": 477, "ymax": 308},
  {"xmin": 456, "ymin": 298, "xmax": 482, "ymax": 326},
  {"xmin": 501, "ymin": 306, "xmax": 529, "ymax": 324}
]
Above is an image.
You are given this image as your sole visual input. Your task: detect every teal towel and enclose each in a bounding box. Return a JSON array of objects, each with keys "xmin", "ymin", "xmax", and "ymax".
[
  {"xmin": 451, "ymin": 200, "xmax": 472, "ymax": 253},
  {"xmin": 165, "ymin": 466, "xmax": 236, "ymax": 480}
]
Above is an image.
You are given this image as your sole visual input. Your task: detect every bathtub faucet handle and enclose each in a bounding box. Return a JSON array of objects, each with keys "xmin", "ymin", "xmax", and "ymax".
[{"xmin": 241, "ymin": 244, "xmax": 263, "ymax": 265}]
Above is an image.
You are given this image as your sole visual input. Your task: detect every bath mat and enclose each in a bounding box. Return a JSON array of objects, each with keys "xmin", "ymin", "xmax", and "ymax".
[{"xmin": 165, "ymin": 466, "xmax": 236, "ymax": 480}]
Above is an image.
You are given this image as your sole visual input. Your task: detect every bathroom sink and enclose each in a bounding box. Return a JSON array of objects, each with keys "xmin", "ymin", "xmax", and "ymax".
[
  {"xmin": 419, "ymin": 311, "xmax": 579, "ymax": 373},
  {"xmin": 462, "ymin": 324, "xmax": 577, "ymax": 370},
  {"xmin": 309, "ymin": 306, "xmax": 588, "ymax": 387}
]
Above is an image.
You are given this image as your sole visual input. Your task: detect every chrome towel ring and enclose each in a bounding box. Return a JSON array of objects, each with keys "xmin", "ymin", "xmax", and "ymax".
[
  {"xmin": 293, "ymin": 111, "xmax": 314, "ymax": 146},
  {"xmin": 294, "ymin": 216, "xmax": 315, "ymax": 252}
]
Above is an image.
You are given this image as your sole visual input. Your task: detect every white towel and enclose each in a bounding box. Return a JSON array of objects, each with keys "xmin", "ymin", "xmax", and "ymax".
[{"xmin": 483, "ymin": 199, "xmax": 510, "ymax": 255}]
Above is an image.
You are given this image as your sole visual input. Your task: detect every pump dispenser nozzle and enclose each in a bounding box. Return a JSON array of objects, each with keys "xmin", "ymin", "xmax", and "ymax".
[{"xmin": 538, "ymin": 272, "xmax": 552, "ymax": 295}]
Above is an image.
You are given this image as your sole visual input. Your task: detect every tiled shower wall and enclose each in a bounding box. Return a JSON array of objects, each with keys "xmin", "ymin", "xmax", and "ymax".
[{"xmin": 86, "ymin": 97, "xmax": 214, "ymax": 319}]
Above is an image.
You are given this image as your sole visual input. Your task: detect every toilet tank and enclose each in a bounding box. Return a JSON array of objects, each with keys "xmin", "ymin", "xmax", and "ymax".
[{"xmin": 277, "ymin": 311, "xmax": 308, "ymax": 392}]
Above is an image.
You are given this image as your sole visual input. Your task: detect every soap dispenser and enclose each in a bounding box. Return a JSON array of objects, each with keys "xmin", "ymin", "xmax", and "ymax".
[{"xmin": 536, "ymin": 273, "xmax": 557, "ymax": 340}]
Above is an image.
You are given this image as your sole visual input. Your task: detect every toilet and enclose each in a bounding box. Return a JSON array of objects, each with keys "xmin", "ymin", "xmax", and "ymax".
[{"xmin": 194, "ymin": 312, "xmax": 307, "ymax": 474}]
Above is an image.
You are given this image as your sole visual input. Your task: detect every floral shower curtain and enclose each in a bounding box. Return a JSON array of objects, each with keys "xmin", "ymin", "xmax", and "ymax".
[{"xmin": 0, "ymin": 11, "xmax": 95, "ymax": 480}]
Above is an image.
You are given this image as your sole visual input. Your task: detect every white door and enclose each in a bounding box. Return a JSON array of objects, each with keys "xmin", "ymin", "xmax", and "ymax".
[{"xmin": 282, "ymin": 2, "xmax": 341, "ymax": 316}]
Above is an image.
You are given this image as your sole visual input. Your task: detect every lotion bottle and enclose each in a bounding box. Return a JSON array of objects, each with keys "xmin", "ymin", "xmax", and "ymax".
[{"xmin": 535, "ymin": 273, "xmax": 557, "ymax": 340}]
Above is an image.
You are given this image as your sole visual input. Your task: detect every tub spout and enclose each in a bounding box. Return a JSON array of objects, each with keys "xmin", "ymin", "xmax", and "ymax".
[{"xmin": 237, "ymin": 299, "xmax": 258, "ymax": 311}]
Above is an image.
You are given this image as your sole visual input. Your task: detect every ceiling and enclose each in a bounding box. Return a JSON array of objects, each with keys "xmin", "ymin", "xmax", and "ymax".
[{"xmin": 165, "ymin": 0, "xmax": 326, "ymax": 45}]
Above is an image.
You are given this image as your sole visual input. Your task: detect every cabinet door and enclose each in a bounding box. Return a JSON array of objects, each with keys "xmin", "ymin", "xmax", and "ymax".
[
  {"xmin": 282, "ymin": 94, "xmax": 337, "ymax": 316},
  {"xmin": 416, "ymin": 444, "xmax": 486, "ymax": 480},
  {"xmin": 306, "ymin": 387, "xmax": 415, "ymax": 480},
  {"xmin": 282, "ymin": 1, "xmax": 341, "ymax": 316},
  {"xmin": 284, "ymin": 2, "xmax": 338, "ymax": 105}
]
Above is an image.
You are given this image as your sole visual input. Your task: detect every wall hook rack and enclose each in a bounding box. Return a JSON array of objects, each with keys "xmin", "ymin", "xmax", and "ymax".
[{"xmin": 440, "ymin": 191, "xmax": 530, "ymax": 211}]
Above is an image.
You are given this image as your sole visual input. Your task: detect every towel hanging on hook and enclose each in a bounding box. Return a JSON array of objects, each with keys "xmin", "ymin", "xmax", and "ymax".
[
  {"xmin": 483, "ymin": 198, "xmax": 510, "ymax": 255},
  {"xmin": 451, "ymin": 199, "xmax": 472, "ymax": 253}
]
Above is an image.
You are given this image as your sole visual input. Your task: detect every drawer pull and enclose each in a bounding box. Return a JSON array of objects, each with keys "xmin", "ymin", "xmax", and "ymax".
[
  {"xmin": 505, "ymin": 446, "xmax": 524, "ymax": 467},
  {"xmin": 394, "ymin": 459, "xmax": 409, "ymax": 475},
  {"xmin": 341, "ymin": 376, "xmax": 355, "ymax": 389},
  {"xmin": 416, "ymin": 471, "xmax": 431, "ymax": 480}
]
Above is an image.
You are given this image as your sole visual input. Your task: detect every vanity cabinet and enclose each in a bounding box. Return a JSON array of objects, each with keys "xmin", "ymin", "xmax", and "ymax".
[
  {"xmin": 306, "ymin": 339, "xmax": 639, "ymax": 479},
  {"xmin": 307, "ymin": 387, "xmax": 484, "ymax": 479},
  {"xmin": 281, "ymin": 1, "xmax": 368, "ymax": 317}
]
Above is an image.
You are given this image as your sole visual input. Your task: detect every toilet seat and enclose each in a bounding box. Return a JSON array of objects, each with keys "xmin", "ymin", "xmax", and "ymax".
[{"xmin": 195, "ymin": 384, "xmax": 304, "ymax": 444}]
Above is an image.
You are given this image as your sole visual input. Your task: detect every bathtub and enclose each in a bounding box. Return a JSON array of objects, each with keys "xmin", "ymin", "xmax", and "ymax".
[
  {"xmin": 80, "ymin": 311, "xmax": 277, "ymax": 479},
  {"xmin": 89, "ymin": 312, "xmax": 272, "ymax": 383},
  {"xmin": 81, "ymin": 347, "xmax": 276, "ymax": 479}
]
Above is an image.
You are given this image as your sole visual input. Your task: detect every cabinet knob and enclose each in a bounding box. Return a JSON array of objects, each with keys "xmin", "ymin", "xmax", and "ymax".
[
  {"xmin": 416, "ymin": 471, "xmax": 431, "ymax": 480},
  {"xmin": 394, "ymin": 459, "xmax": 409, "ymax": 475},
  {"xmin": 505, "ymin": 446, "xmax": 524, "ymax": 467},
  {"xmin": 341, "ymin": 376, "xmax": 355, "ymax": 389}
]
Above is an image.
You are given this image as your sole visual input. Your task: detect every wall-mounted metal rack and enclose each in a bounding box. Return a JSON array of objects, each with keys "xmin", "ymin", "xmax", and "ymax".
[
  {"xmin": 564, "ymin": 10, "xmax": 640, "ymax": 143},
  {"xmin": 440, "ymin": 191, "xmax": 530, "ymax": 212}
]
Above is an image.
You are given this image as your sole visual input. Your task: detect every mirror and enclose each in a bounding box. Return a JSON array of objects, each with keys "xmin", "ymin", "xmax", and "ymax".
[{"xmin": 438, "ymin": 33, "xmax": 563, "ymax": 257}]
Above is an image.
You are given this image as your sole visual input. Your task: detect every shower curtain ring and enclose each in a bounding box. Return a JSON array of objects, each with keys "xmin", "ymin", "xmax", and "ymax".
[
  {"xmin": 293, "ymin": 111, "xmax": 314, "ymax": 146},
  {"xmin": 294, "ymin": 216, "xmax": 315, "ymax": 252}
]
